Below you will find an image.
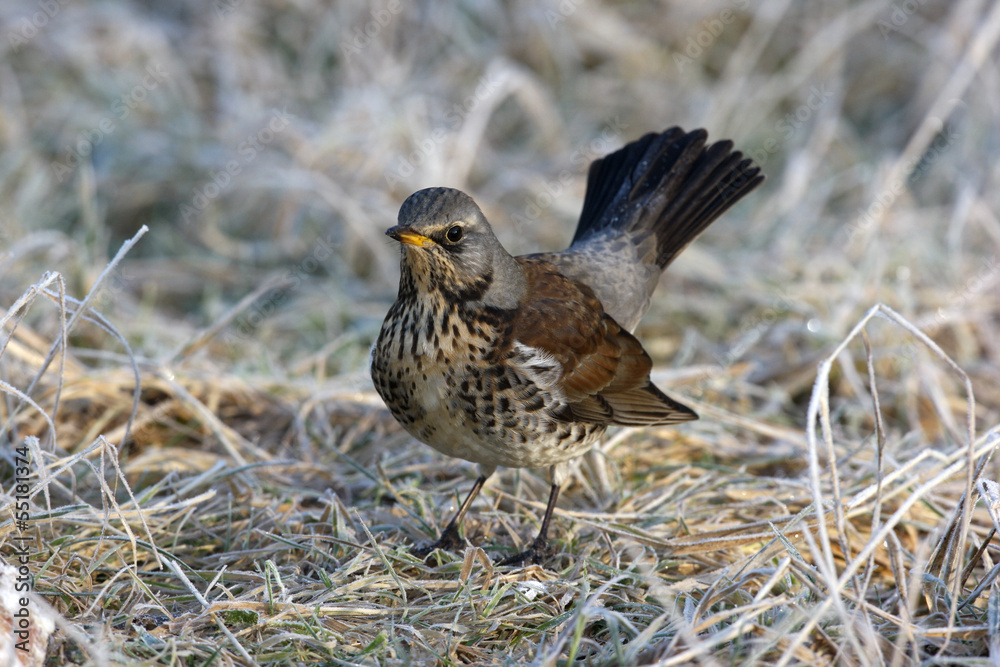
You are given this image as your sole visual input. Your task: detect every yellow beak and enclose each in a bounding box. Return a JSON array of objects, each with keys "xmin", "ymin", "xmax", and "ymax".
[{"xmin": 386, "ymin": 225, "xmax": 435, "ymax": 248}]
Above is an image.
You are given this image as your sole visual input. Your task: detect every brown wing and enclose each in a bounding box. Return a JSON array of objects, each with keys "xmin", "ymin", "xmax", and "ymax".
[{"xmin": 512, "ymin": 257, "xmax": 697, "ymax": 426}]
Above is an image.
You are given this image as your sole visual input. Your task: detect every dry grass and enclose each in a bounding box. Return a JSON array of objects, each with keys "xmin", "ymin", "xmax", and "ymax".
[{"xmin": 2, "ymin": 0, "xmax": 1000, "ymax": 664}]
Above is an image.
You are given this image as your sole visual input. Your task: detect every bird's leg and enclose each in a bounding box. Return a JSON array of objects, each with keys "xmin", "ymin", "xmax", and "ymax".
[
  {"xmin": 497, "ymin": 482, "xmax": 561, "ymax": 566},
  {"xmin": 413, "ymin": 475, "xmax": 488, "ymax": 558}
]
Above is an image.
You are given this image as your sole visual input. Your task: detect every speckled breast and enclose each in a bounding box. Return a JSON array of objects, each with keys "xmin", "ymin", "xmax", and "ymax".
[{"xmin": 371, "ymin": 297, "xmax": 605, "ymax": 469}]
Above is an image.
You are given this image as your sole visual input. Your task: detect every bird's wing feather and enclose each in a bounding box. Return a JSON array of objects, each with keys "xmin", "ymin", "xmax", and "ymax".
[{"xmin": 511, "ymin": 258, "xmax": 697, "ymax": 426}]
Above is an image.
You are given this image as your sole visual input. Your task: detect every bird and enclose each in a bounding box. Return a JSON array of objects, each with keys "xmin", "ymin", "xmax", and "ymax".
[{"xmin": 370, "ymin": 127, "xmax": 763, "ymax": 565}]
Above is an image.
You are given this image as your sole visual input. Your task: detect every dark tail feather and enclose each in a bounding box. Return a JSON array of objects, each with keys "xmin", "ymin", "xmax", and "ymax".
[{"xmin": 571, "ymin": 127, "xmax": 764, "ymax": 270}]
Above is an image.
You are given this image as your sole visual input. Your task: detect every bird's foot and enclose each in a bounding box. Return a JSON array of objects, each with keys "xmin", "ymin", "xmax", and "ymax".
[
  {"xmin": 412, "ymin": 523, "xmax": 465, "ymax": 560},
  {"xmin": 496, "ymin": 537, "xmax": 552, "ymax": 567}
]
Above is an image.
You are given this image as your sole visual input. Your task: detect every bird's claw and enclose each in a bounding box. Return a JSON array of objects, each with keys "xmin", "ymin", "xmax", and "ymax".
[
  {"xmin": 412, "ymin": 523, "xmax": 465, "ymax": 560},
  {"xmin": 496, "ymin": 538, "xmax": 551, "ymax": 567}
]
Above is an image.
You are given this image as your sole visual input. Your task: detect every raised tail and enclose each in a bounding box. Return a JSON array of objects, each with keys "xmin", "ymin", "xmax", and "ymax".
[
  {"xmin": 535, "ymin": 127, "xmax": 763, "ymax": 331},
  {"xmin": 573, "ymin": 127, "xmax": 763, "ymax": 270}
]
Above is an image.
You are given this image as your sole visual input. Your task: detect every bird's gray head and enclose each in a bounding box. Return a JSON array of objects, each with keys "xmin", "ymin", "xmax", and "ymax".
[{"xmin": 387, "ymin": 187, "xmax": 526, "ymax": 309}]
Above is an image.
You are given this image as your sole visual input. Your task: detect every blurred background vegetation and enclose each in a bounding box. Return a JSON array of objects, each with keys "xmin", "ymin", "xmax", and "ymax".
[{"xmin": 2, "ymin": 0, "xmax": 1000, "ymax": 664}]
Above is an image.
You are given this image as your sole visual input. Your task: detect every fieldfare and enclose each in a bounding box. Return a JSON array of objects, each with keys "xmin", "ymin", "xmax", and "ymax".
[{"xmin": 371, "ymin": 127, "xmax": 763, "ymax": 565}]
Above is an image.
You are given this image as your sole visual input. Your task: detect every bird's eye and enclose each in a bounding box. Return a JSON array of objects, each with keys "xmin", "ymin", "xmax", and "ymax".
[{"xmin": 445, "ymin": 225, "xmax": 464, "ymax": 243}]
